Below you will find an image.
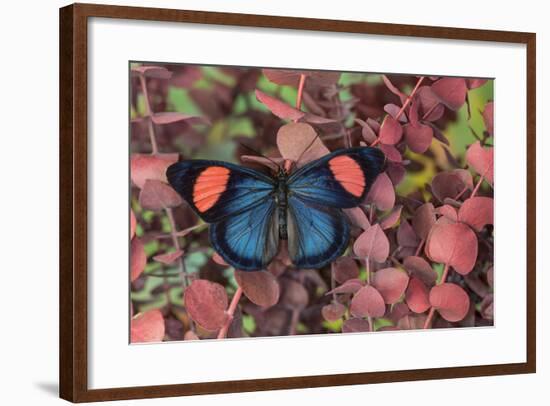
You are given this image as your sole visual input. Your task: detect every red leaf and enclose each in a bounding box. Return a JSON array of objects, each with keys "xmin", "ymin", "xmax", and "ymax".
[
  {"xmin": 379, "ymin": 205, "xmax": 403, "ymax": 230},
  {"xmin": 365, "ymin": 172, "xmax": 395, "ymax": 211},
  {"xmin": 466, "ymin": 78, "xmax": 488, "ymax": 89},
  {"xmin": 153, "ymin": 249, "xmax": 183, "ymax": 265},
  {"xmin": 131, "ymin": 66, "xmax": 172, "ymax": 79},
  {"xmin": 240, "ymin": 155, "xmax": 284, "ymax": 172},
  {"xmin": 458, "ymin": 197, "xmax": 494, "ymax": 231},
  {"xmin": 378, "ymin": 144, "xmax": 402, "ymax": 163},
  {"xmin": 280, "ymin": 279, "xmax": 309, "ymax": 309},
  {"xmin": 431, "ymin": 170, "xmax": 473, "ymax": 202},
  {"xmin": 436, "ymin": 204, "xmax": 458, "ymax": 222},
  {"xmin": 184, "ymin": 280, "xmax": 228, "ymax": 331},
  {"xmin": 386, "ymin": 162, "xmax": 406, "ymax": 185},
  {"xmin": 350, "ymin": 285, "xmax": 386, "ymax": 318},
  {"xmin": 372, "ymin": 267, "xmax": 410, "ymax": 304},
  {"xmin": 466, "ymin": 141, "xmax": 494, "ymax": 184},
  {"xmin": 425, "ymin": 222, "xmax": 478, "ymax": 275},
  {"xmin": 212, "ymin": 252, "xmax": 229, "ymax": 266},
  {"xmin": 382, "ymin": 75, "xmax": 406, "ymax": 100},
  {"xmin": 403, "ymin": 123, "xmax": 433, "ymax": 153},
  {"xmin": 255, "ymin": 89, "xmax": 304, "ymax": 121},
  {"xmin": 130, "ymin": 237, "xmax": 146, "ymax": 282},
  {"xmin": 355, "ymin": 118, "xmax": 378, "ymax": 143},
  {"xmin": 397, "ymin": 314, "xmax": 426, "ymax": 330},
  {"xmin": 130, "ymin": 153, "xmax": 178, "ymax": 189},
  {"xmin": 384, "ymin": 104, "xmax": 407, "ymax": 123},
  {"xmin": 130, "ymin": 209, "xmax": 137, "ymax": 239},
  {"xmin": 403, "ymin": 256, "xmax": 438, "ymax": 286},
  {"xmin": 276, "ymin": 122, "xmax": 329, "ymax": 166},
  {"xmin": 406, "ymin": 277, "xmax": 430, "ymax": 313},
  {"xmin": 379, "ymin": 115, "xmax": 403, "ymax": 145},
  {"xmin": 482, "ymin": 101, "xmax": 494, "ymax": 136},
  {"xmin": 397, "ymin": 220, "xmax": 421, "ymax": 248},
  {"xmin": 342, "ymin": 318, "xmax": 371, "ymax": 333},
  {"xmin": 343, "ymin": 207, "xmax": 370, "ymax": 230},
  {"xmin": 327, "ymin": 278, "xmax": 363, "ymax": 295},
  {"xmin": 412, "ymin": 203, "xmax": 436, "ymax": 240},
  {"xmin": 353, "ymin": 224, "xmax": 390, "ymax": 263},
  {"xmin": 262, "ymin": 69, "xmax": 340, "ymax": 87},
  {"xmin": 416, "ymin": 86, "xmax": 444, "ymax": 121},
  {"xmin": 429, "ymin": 283, "xmax": 470, "ymax": 322},
  {"xmin": 431, "ymin": 78, "xmax": 468, "ymax": 110},
  {"xmin": 322, "ymin": 302, "xmax": 346, "ymax": 322},
  {"xmin": 131, "ymin": 310, "xmax": 165, "ymax": 343},
  {"xmin": 151, "ymin": 112, "xmax": 209, "ymax": 126},
  {"xmin": 487, "ymin": 266, "xmax": 494, "ymax": 288},
  {"xmin": 139, "ymin": 179, "xmax": 183, "ymax": 211},
  {"xmin": 332, "ymin": 257, "xmax": 360, "ymax": 284},
  {"xmin": 235, "ymin": 270, "xmax": 280, "ymax": 308}
]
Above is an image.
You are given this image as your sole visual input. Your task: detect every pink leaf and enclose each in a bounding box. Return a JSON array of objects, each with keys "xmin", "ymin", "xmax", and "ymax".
[
  {"xmin": 482, "ymin": 101, "xmax": 494, "ymax": 136},
  {"xmin": 276, "ymin": 122, "xmax": 329, "ymax": 166},
  {"xmin": 332, "ymin": 257, "xmax": 360, "ymax": 284},
  {"xmin": 384, "ymin": 104, "xmax": 407, "ymax": 123},
  {"xmin": 365, "ymin": 172, "xmax": 395, "ymax": 211},
  {"xmin": 184, "ymin": 280, "xmax": 228, "ymax": 331},
  {"xmin": 262, "ymin": 69, "xmax": 340, "ymax": 87},
  {"xmin": 379, "ymin": 115, "xmax": 403, "ymax": 145},
  {"xmin": 397, "ymin": 220, "xmax": 421, "ymax": 248},
  {"xmin": 350, "ymin": 285, "xmax": 386, "ymax": 318},
  {"xmin": 431, "ymin": 170, "xmax": 473, "ymax": 202},
  {"xmin": 255, "ymin": 89, "xmax": 304, "ymax": 121},
  {"xmin": 466, "ymin": 141, "xmax": 494, "ymax": 185},
  {"xmin": 379, "ymin": 205, "xmax": 403, "ymax": 230},
  {"xmin": 378, "ymin": 144, "xmax": 402, "ymax": 163},
  {"xmin": 131, "ymin": 66, "xmax": 172, "ymax": 79},
  {"xmin": 342, "ymin": 318, "xmax": 371, "ymax": 333},
  {"xmin": 130, "ymin": 153, "xmax": 178, "ymax": 189},
  {"xmin": 436, "ymin": 204, "xmax": 458, "ymax": 222},
  {"xmin": 280, "ymin": 279, "xmax": 309, "ymax": 309},
  {"xmin": 425, "ymin": 222, "xmax": 478, "ymax": 275},
  {"xmin": 153, "ymin": 249, "xmax": 183, "ymax": 265},
  {"xmin": 240, "ymin": 155, "xmax": 284, "ymax": 172},
  {"xmin": 431, "ymin": 78, "xmax": 468, "ymax": 110},
  {"xmin": 458, "ymin": 197, "xmax": 494, "ymax": 232},
  {"xmin": 353, "ymin": 224, "xmax": 390, "ymax": 263},
  {"xmin": 139, "ymin": 179, "xmax": 183, "ymax": 211},
  {"xmin": 429, "ymin": 283, "xmax": 470, "ymax": 322},
  {"xmin": 151, "ymin": 112, "xmax": 209, "ymax": 126},
  {"xmin": 416, "ymin": 86, "xmax": 444, "ymax": 121},
  {"xmin": 130, "ymin": 237, "xmax": 146, "ymax": 282},
  {"xmin": 403, "ymin": 256, "xmax": 438, "ymax": 286},
  {"xmin": 327, "ymin": 278, "xmax": 363, "ymax": 295},
  {"xmin": 343, "ymin": 207, "xmax": 371, "ymax": 230},
  {"xmin": 403, "ymin": 123, "xmax": 433, "ymax": 153},
  {"xmin": 322, "ymin": 302, "xmax": 346, "ymax": 322},
  {"xmin": 355, "ymin": 118, "xmax": 378, "ymax": 143},
  {"xmin": 131, "ymin": 310, "xmax": 165, "ymax": 343},
  {"xmin": 405, "ymin": 277, "xmax": 431, "ymax": 313},
  {"xmin": 372, "ymin": 267, "xmax": 410, "ymax": 304},
  {"xmin": 235, "ymin": 270, "xmax": 280, "ymax": 308},
  {"xmin": 412, "ymin": 203, "xmax": 436, "ymax": 240},
  {"xmin": 466, "ymin": 78, "xmax": 488, "ymax": 89}
]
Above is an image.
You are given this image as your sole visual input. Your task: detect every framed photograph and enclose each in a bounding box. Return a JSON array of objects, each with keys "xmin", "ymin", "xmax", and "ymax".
[{"xmin": 59, "ymin": 3, "xmax": 536, "ymax": 402}]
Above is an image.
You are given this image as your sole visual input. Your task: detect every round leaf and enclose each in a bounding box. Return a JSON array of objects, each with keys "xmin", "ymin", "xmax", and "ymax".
[
  {"xmin": 404, "ymin": 122, "xmax": 433, "ymax": 153},
  {"xmin": 350, "ymin": 285, "xmax": 386, "ymax": 318},
  {"xmin": 365, "ymin": 172, "xmax": 395, "ymax": 211},
  {"xmin": 235, "ymin": 270, "xmax": 280, "ymax": 308},
  {"xmin": 405, "ymin": 277, "xmax": 430, "ymax": 313},
  {"xmin": 412, "ymin": 203, "xmax": 436, "ymax": 240},
  {"xmin": 139, "ymin": 179, "xmax": 183, "ymax": 211},
  {"xmin": 276, "ymin": 122, "xmax": 329, "ymax": 166},
  {"xmin": 429, "ymin": 283, "xmax": 470, "ymax": 322},
  {"xmin": 403, "ymin": 256, "xmax": 438, "ymax": 286},
  {"xmin": 131, "ymin": 310, "xmax": 165, "ymax": 343},
  {"xmin": 130, "ymin": 153, "xmax": 178, "ymax": 189},
  {"xmin": 332, "ymin": 257, "xmax": 360, "ymax": 284},
  {"xmin": 353, "ymin": 224, "xmax": 390, "ymax": 263},
  {"xmin": 431, "ymin": 78, "xmax": 468, "ymax": 110},
  {"xmin": 379, "ymin": 115, "xmax": 403, "ymax": 145},
  {"xmin": 372, "ymin": 267, "xmax": 410, "ymax": 304},
  {"xmin": 255, "ymin": 89, "xmax": 304, "ymax": 121},
  {"xmin": 322, "ymin": 302, "xmax": 346, "ymax": 322},
  {"xmin": 130, "ymin": 237, "xmax": 146, "ymax": 282},
  {"xmin": 458, "ymin": 197, "xmax": 494, "ymax": 232},
  {"xmin": 184, "ymin": 280, "xmax": 228, "ymax": 331},
  {"xmin": 425, "ymin": 223, "xmax": 478, "ymax": 275},
  {"xmin": 466, "ymin": 141, "xmax": 494, "ymax": 185}
]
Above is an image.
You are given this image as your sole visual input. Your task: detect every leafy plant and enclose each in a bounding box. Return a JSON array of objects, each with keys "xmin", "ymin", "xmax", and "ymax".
[{"xmin": 129, "ymin": 64, "xmax": 494, "ymax": 341}]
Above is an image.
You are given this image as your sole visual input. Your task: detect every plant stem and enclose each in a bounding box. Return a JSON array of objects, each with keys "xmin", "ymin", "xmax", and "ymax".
[
  {"xmin": 165, "ymin": 208, "xmax": 190, "ymax": 287},
  {"xmin": 217, "ymin": 286, "xmax": 243, "ymax": 339},
  {"xmin": 396, "ymin": 76, "xmax": 425, "ymax": 121},
  {"xmin": 138, "ymin": 73, "xmax": 159, "ymax": 154},
  {"xmin": 414, "ymin": 238, "xmax": 425, "ymax": 257},
  {"xmin": 423, "ymin": 262, "xmax": 450, "ymax": 329},
  {"xmin": 296, "ymin": 74, "xmax": 306, "ymax": 110},
  {"xmin": 471, "ymin": 175, "xmax": 484, "ymax": 198},
  {"xmin": 366, "ymin": 258, "xmax": 374, "ymax": 332}
]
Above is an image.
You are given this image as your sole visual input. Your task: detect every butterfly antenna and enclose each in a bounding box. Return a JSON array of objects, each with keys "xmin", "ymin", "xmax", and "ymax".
[
  {"xmin": 294, "ymin": 132, "xmax": 323, "ymax": 167},
  {"xmin": 238, "ymin": 142, "xmax": 282, "ymax": 170}
]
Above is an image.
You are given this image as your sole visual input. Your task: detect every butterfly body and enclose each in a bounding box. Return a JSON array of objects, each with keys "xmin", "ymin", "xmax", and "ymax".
[{"xmin": 167, "ymin": 147, "xmax": 385, "ymax": 271}]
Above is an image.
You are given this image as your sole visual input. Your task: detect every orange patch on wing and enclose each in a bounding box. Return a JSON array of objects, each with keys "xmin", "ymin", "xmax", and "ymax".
[
  {"xmin": 193, "ymin": 166, "xmax": 231, "ymax": 212},
  {"xmin": 328, "ymin": 155, "xmax": 365, "ymax": 197}
]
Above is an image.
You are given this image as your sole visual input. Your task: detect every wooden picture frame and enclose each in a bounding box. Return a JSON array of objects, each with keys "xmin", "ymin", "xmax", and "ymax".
[{"xmin": 59, "ymin": 3, "xmax": 536, "ymax": 402}]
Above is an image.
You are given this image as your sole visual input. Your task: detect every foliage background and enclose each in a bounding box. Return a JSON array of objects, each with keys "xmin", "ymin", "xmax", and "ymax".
[{"xmin": 129, "ymin": 63, "xmax": 494, "ymax": 342}]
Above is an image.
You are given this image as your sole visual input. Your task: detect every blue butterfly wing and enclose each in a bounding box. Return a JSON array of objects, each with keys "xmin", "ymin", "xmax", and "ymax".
[
  {"xmin": 286, "ymin": 195, "xmax": 350, "ymax": 269},
  {"xmin": 166, "ymin": 160, "xmax": 275, "ymax": 223},
  {"xmin": 210, "ymin": 197, "xmax": 279, "ymax": 271},
  {"xmin": 287, "ymin": 147, "xmax": 385, "ymax": 208}
]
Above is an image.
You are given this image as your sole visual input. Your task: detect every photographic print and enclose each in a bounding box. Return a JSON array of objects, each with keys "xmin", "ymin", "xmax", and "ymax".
[{"xmin": 129, "ymin": 63, "xmax": 494, "ymax": 343}]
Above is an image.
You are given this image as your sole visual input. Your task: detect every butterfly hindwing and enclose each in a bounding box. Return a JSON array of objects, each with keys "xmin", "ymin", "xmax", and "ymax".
[
  {"xmin": 166, "ymin": 160, "xmax": 275, "ymax": 223},
  {"xmin": 210, "ymin": 197, "xmax": 279, "ymax": 271},
  {"xmin": 287, "ymin": 147, "xmax": 385, "ymax": 208},
  {"xmin": 286, "ymin": 195, "xmax": 350, "ymax": 269}
]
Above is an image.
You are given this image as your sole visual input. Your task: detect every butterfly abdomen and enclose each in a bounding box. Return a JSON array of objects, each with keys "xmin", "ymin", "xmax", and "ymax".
[{"xmin": 275, "ymin": 170, "xmax": 288, "ymax": 240}]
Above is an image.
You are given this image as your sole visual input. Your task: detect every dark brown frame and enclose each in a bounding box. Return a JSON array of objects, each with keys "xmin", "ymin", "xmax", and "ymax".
[{"xmin": 59, "ymin": 2, "xmax": 536, "ymax": 402}]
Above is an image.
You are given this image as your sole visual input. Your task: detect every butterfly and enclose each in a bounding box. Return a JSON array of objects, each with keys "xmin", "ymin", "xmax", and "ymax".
[{"xmin": 166, "ymin": 147, "xmax": 385, "ymax": 271}]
